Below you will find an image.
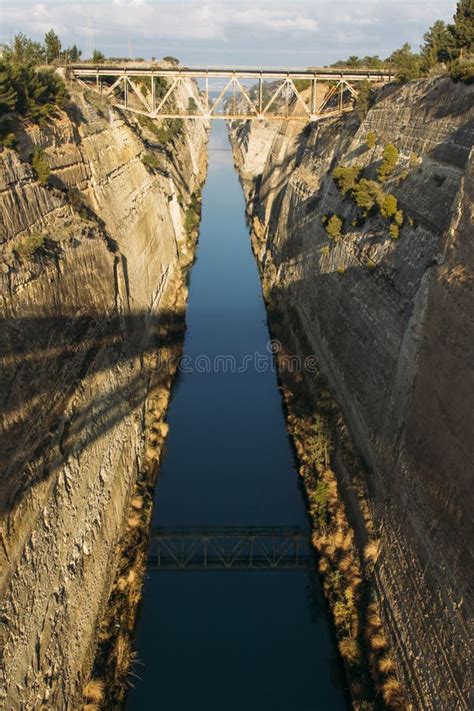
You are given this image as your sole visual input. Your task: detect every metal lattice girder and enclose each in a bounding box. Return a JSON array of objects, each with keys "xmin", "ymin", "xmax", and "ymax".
[
  {"xmin": 70, "ymin": 64, "xmax": 393, "ymax": 122},
  {"xmin": 147, "ymin": 526, "xmax": 311, "ymax": 570}
]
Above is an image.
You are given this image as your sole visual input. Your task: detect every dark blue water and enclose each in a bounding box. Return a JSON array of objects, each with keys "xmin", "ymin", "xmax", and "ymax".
[{"xmin": 126, "ymin": 123, "xmax": 347, "ymax": 710}]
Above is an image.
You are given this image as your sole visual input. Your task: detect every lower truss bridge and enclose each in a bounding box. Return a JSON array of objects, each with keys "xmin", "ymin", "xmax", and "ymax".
[
  {"xmin": 70, "ymin": 64, "xmax": 393, "ymax": 122},
  {"xmin": 147, "ymin": 526, "xmax": 311, "ymax": 571}
]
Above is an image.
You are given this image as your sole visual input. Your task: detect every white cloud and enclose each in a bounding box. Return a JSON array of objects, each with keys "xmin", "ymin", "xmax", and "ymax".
[{"xmin": 0, "ymin": 0, "xmax": 456, "ymax": 62}]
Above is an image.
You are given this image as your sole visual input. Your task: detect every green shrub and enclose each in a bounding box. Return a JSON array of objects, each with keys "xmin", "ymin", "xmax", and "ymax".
[
  {"xmin": 30, "ymin": 147, "xmax": 50, "ymax": 185},
  {"xmin": 409, "ymin": 152, "xmax": 420, "ymax": 168},
  {"xmin": 388, "ymin": 43, "xmax": 422, "ymax": 83},
  {"xmin": 366, "ymin": 131, "xmax": 377, "ymax": 149},
  {"xmin": 325, "ymin": 215, "xmax": 343, "ymax": 239},
  {"xmin": 14, "ymin": 231, "xmax": 45, "ymax": 259},
  {"xmin": 394, "ymin": 209, "xmax": 404, "ymax": 226},
  {"xmin": 137, "ymin": 114, "xmax": 183, "ymax": 144},
  {"xmin": 332, "ymin": 165, "xmax": 362, "ymax": 195},
  {"xmin": 450, "ymin": 59, "xmax": 474, "ymax": 84},
  {"xmin": 184, "ymin": 192, "xmax": 201, "ymax": 234},
  {"xmin": 0, "ymin": 59, "xmax": 68, "ymax": 124},
  {"xmin": 91, "ymin": 49, "xmax": 106, "ymax": 63},
  {"xmin": 352, "ymin": 179, "xmax": 384, "ymax": 213},
  {"xmin": 184, "ymin": 208, "xmax": 199, "ymax": 233},
  {"xmin": 312, "ymin": 479, "xmax": 330, "ymax": 526},
  {"xmin": 378, "ymin": 143, "xmax": 399, "ymax": 181},
  {"xmin": 389, "ymin": 224, "xmax": 400, "ymax": 239},
  {"xmin": 380, "ymin": 194, "xmax": 398, "ymax": 218},
  {"xmin": 141, "ymin": 152, "xmax": 160, "ymax": 170},
  {"xmin": 354, "ymin": 80, "xmax": 374, "ymax": 121},
  {"xmin": 1, "ymin": 132, "xmax": 17, "ymax": 149}
]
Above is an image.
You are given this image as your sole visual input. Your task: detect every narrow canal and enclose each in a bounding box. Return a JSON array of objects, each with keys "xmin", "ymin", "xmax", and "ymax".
[{"xmin": 127, "ymin": 123, "xmax": 347, "ymax": 710}]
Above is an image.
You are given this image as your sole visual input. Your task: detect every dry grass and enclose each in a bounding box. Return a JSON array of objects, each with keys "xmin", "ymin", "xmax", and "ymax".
[
  {"xmin": 127, "ymin": 514, "xmax": 141, "ymax": 529},
  {"xmin": 367, "ymin": 611, "xmax": 382, "ymax": 630},
  {"xmin": 382, "ymin": 677, "xmax": 404, "ymax": 706},
  {"xmin": 378, "ymin": 654, "xmax": 395, "ymax": 674},
  {"xmin": 83, "ymin": 679, "xmax": 104, "ymax": 704},
  {"xmin": 338, "ymin": 637, "xmax": 361, "ymax": 664},
  {"xmin": 131, "ymin": 496, "xmax": 144, "ymax": 510},
  {"xmin": 324, "ymin": 542, "xmax": 337, "ymax": 557},
  {"xmin": 370, "ymin": 633, "xmax": 387, "ymax": 651},
  {"xmin": 364, "ymin": 540, "xmax": 380, "ymax": 564},
  {"xmin": 333, "ymin": 529, "xmax": 345, "ymax": 548},
  {"xmin": 341, "ymin": 532, "xmax": 353, "ymax": 551},
  {"xmin": 339, "ymin": 555, "xmax": 353, "ymax": 572},
  {"xmin": 318, "ymin": 557, "xmax": 330, "ymax": 573},
  {"xmin": 114, "ymin": 634, "xmax": 136, "ymax": 682},
  {"xmin": 83, "ymin": 705, "xmax": 100, "ymax": 711}
]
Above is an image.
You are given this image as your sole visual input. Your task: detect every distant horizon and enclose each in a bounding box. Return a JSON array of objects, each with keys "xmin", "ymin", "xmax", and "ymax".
[{"xmin": 1, "ymin": 0, "xmax": 457, "ymax": 67}]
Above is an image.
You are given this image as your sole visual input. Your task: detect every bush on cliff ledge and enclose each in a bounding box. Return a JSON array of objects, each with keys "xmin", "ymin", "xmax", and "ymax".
[
  {"xmin": 378, "ymin": 144, "xmax": 399, "ymax": 181},
  {"xmin": 333, "ymin": 166, "xmax": 363, "ymax": 195},
  {"xmin": 30, "ymin": 147, "xmax": 50, "ymax": 185},
  {"xmin": 325, "ymin": 215, "xmax": 343, "ymax": 240}
]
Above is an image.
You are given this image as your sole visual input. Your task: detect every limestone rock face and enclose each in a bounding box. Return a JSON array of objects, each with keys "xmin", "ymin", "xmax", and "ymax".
[
  {"xmin": 0, "ymin": 84, "xmax": 208, "ymax": 708},
  {"xmin": 229, "ymin": 77, "xmax": 474, "ymax": 709}
]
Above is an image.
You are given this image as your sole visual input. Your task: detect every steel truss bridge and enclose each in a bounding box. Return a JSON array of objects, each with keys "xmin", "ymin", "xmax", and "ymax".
[
  {"xmin": 147, "ymin": 526, "xmax": 311, "ymax": 570},
  {"xmin": 70, "ymin": 65, "xmax": 393, "ymax": 122}
]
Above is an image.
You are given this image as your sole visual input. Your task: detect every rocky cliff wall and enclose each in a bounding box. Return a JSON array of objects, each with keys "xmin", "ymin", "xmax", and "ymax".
[
  {"xmin": 0, "ymin": 79, "xmax": 208, "ymax": 709},
  {"xmin": 230, "ymin": 77, "xmax": 473, "ymax": 709}
]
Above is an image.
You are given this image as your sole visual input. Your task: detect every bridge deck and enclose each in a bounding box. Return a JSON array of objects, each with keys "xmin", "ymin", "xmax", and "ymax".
[
  {"xmin": 70, "ymin": 64, "xmax": 392, "ymax": 82},
  {"xmin": 71, "ymin": 64, "xmax": 392, "ymax": 121},
  {"xmin": 147, "ymin": 526, "xmax": 313, "ymax": 571}
]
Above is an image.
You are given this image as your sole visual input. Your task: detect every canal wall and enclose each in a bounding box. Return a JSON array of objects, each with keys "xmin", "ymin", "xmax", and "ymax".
[
  {"xmin": 229, "ymin": 76, "xmax": 473, "ymax": 709},
  {"xmin": 0, "ymin": 78, "xmax": 208, "ymax": 708}
]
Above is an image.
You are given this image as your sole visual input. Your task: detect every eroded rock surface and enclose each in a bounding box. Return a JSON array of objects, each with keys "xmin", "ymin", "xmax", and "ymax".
[
  {"xmin": 0, "ymin": 81, "xmax": 208, "ymax": 708},
  {"xmin": 230, "ymin": 77, "xmax": 473, "ymax": 710}
]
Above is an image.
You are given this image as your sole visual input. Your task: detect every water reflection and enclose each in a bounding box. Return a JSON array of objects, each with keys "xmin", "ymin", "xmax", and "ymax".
[{"xmin": 126, "ymin": 123, "xmax": 348, "ymax": 711}]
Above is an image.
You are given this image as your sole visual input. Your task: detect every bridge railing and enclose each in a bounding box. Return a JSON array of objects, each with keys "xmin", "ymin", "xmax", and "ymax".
[
  {"xmin": 147, "ymin": 525, "xmax": 312, "ymax": 570},
  {"xmin": 70, "ymin": 65, "xmax": 393, "ymax": 122}
]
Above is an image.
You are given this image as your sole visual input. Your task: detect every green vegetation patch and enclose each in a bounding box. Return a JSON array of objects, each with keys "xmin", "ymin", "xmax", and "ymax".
[
  {"xmin": 450, "ymin": 58, "xmax": 474, "ymax": 83},
  {"xmin": 366, "ymin": 131, "xmax": 377, "ymax": 149},
  {"xmin": 184, "ymin": 192, "xmax": 202, "ymax": 234},
  {"xmin": 378, "ymin": 143, "xmax": 399, "ymax": 182},
  {"xmin": 331, "ymin": 150, "xmax": 406, "ymax": 240},
  {"xmin": 137, "ymin": 114, "xmax": 184, "ymax": 144},
  {"xmin": 352, "ymin": 179, "xmax": 384, "ymax": 213},
  {"xmin": 13, "ymin": 231, "xmax": 45, "ymax": 260},
  {"xmin": 141, "ymin": 152, "xmax": 161, "ymax": 170},
  {"xmin": 332, "ymin": 166, "xmax": 362, "ymax": 195},
  {"xmin": 30, "ymin": 147, "xmax": 50, "ymax": 185},
  {"xmin": 324, "ymin": 214, "xmax": 343, "ymax": 240}
]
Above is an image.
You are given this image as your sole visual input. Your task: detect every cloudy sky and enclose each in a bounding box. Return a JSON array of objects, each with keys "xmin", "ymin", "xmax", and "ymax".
[{"xmin": 1, "ymin": 0, "xmax": 457, "ymax": 65}]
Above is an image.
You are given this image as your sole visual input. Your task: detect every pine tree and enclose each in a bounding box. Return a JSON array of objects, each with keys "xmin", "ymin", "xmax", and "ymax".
[
  {"xmin": 44, "ymin": 29, "xmax": 61, "ymax": 64},
  {"xmin": 453, "ymin": 0, "xmax": 474, "ymax": 56},
  {"xmin": 421, "ymin": 20, "xmax": 457, "ymax": 68},
  {"xmin": 66, "ymin": 45, "xmax": 82, "ymax": 62},
  {"xmin": 388, "ymin": 43, "xmax": 422, "ymax": 83},
  {"xmin": 9, "ymin": 33, "xmax": 45, "ymax": 65},
  {"xmin": 0, "ymin": 62, "xmax": 17, "ymax": 115}
]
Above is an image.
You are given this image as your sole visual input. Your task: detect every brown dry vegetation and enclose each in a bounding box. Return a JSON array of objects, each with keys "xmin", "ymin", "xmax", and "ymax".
[
  {"xmin": 83, "ymin": 679, "xmax": 104, "ymax": 704},
  {"xmin": 81, "ymin": 306, "xmax": 188, "ymax": 707},
  {"xmin": 261, "ymin": 287, "xmax": 407, "ymax": 710}
]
